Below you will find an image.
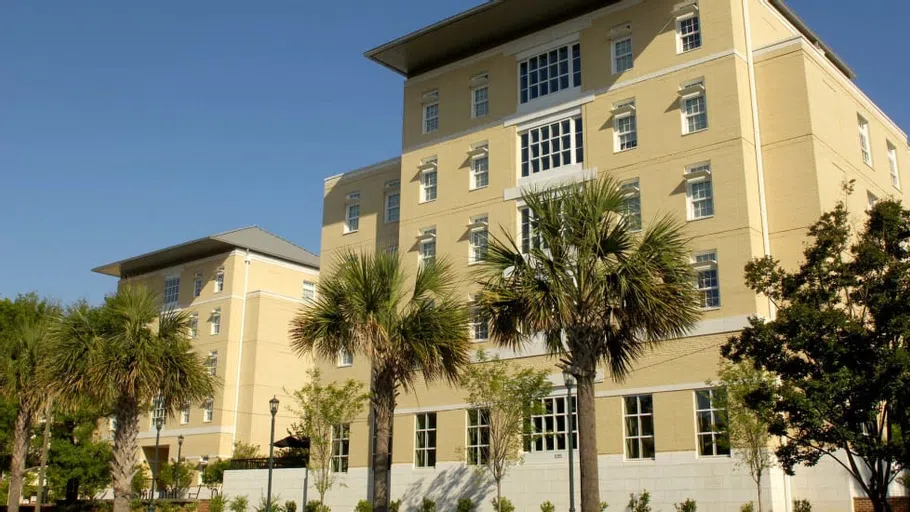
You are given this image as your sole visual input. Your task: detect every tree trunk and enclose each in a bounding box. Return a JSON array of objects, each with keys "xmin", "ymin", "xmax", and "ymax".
[
  {"xmin": 111, "ymin": 399, "xmax": 140, "ymax": 512},
  {"xmin": 36, "ymin": 399, "xmax": 54, "ymax": 512},
  {"xmin": 496, "ymin": 480, "xmax": 502, "ymax": 512},
  {"xmin": 372, "ymin": 372, "xmax": 396, "ymax": 512},
  {"xmin": 755, "ymin": 471, "xmax": 762, "ymax": 512},
  {"xmin": 576, "ymin": 373, "xmax": 601, "ymax": 512},
  {"xmin": 7, "ymin": 404, "xmax": 35, "ymax": 512}
]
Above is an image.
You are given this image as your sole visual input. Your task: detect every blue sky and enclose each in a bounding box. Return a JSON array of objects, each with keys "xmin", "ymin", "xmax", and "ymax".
[{"xmin": 2, "ymin": 1, "xmax": 908, "ymax": 305}]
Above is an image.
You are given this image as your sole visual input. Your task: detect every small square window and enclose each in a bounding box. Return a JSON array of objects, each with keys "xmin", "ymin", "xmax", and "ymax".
[
  {"xmin": 303, "ymin": 281, "xmax": 317, "ymax": 301},
  {"xmin": 612, "ymin": 36, "xmax": 633, "ymax": 74},
  {"xmin": 338, "ymin": 349, "xmax": 354, "ymax": 367},
  {"xmin": 677, "ymin": 15, "xmax": 702, "ymax": 53},
  {"xmin": 682, "ymin": 93, "xmax": 707, "ymax": 134}
]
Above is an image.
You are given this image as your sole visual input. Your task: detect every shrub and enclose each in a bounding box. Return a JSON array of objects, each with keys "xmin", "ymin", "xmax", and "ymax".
[
  {"xmin": 210, "ymin": 496, "xmax": 227, "ymax": 512},
  {"xmin": 490, "ymin": 497, "xmax": 515, "ymax": 512},
  {"xmin": 254, "ymin": 495, "xmax": 284, "ymax": 512},
  {"xmin": 540, "ymin": 502, "xmax": 555, "ymax": 512},
  {"xmin": 354, "ymin": 500, "xmax": 373, "ymax": 512},
  {"xmin": 793, "ymin": 500, "xmax": 812, "ymax": 512},
  {"xmin": 285, "ymin": 502, "xmax": 297, "ymax": 512},
  {"xmin": 600, "ymin": 502, "xmax": 609, "ymax": 511},
  {"xmin": 419, "ymin": 498, "xmax": 436, "ymax": 512},
  {"xmin": 388, "ymin": 500, "xmax": 401, "ymax": 512},
  {"xmin": 628, "ymin": 491, "xmax": 651, "ymax": 512},
  {"xmin": 740, "ymin": 503, "xmax": 754, "ymax": 512},
  {"xmin": 674, "ymin": 499, "xmax": 696, "ymax": 512},
  {"xmin": 455, "ymin": 498, "xmax": 475, "ymax": 512},
  {"xmin": 304, "ymin": 502, "xmax": 330, "ymax": 512},
  {"xmin": 229, "ymin": 496, "xmax": 250, "ymax": 512}
]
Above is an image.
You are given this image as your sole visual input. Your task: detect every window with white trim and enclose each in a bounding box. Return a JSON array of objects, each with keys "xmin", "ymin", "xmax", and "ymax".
[
  {"xmin": 423, "ymin": 91, "xmax": 439, "ymax": 134},
  {"xmin": 466, "ymin": 408, "xmax": 490, "ymax": 465},
  {"xmin": 385, "ymin": 191, "xmax": 400, "ymax": 223},
  {"xmin": 527, "ymin": 396, "xmax": 577, "ymax": 452},
  {"xmin": 470, "ymin": 296, "xmax": 489, "ymax": 342},
  {"xmin": 685, "ymin": 163, "xmax": 714, "ymax": 219},
  {"xmin": 180, "ymin": 403, "xmax": 190, "ymax": 425},
  {"xmin": 419, "ymin": 228, "xmax": 436, "ymax": 268},
  {"xmin": 193, "ymin": 272, "xmax": 203, "ymax": 297},
  {"xmin": 676, "ymin": 14, "xmax": 702, "ymax": 53},
  {"xmin": 471, "ymin": 154, "xmax": 489, "ymax": 190},
  {"xmin": 214, "ymin": 268, "xmax": 224, "ymax": 293},
  {"xmin": 415, "ymin": 412, "xmax": 437, "ymax": 468},
  {"xmin": 210, "ymin": 308, "xmax": 221, "ymax": 335},
  {"xmin": 614, "ymin": 102, "xmax": 637, "ymax": 152},
  {"xmin": 337, "ymin": 349, "xmax": 353, "ymax": 367},
  {"xmin": 520, "ymin": 116, "xmax": 584, "ymax": 177},
  {"xmin": 681, "ymin": 82, "xmax": 707, "ymax": 134},
  {"xmin": 469, "ymin": 216, "xmax": 488, "ymax": 264},
  {"xmin": 345, "ymin": 192, "xmax": 360, "ymax": 233},
  {"xmin": 612, "ymin": 36, "xmax": 633, "ymax": 74},
  {"xmin": 867, "ymin": 191, "xmax": 879, "ymax": 211},
  {"xmin": 519, "ymin": 207, "xmax": 542, "ymax": 255},
  {"xmin": 205, "ymin": 350, "xmax": 218, "ymax": 377},
  {"xmin": 188, "ymin": 313, "xmax": 198, "ymax": 339},
  {"xmin": 472, "ymin": 74, "xmax": 489, "ymax": 118},
  {"xmin": 519, "ymin": 42, "xmax": 581, "ymax": 104},
  {"xmin": 621, "ymin": 180, "xmax": 642, "ymax": 232},
  {"xmin": 163, "ymin": 276, "xmax": 180, "ymax": 308},
  {"xmin": 858, "ymin": 115, "xmax": 872, "ymax": 165},
  {"xmin": 203, "ymin": 396, "xmax": 214, "ymax": 423},
  {"xmin": 694, "ymin": 251, "xmax": 720, "ymax": 309},
  {"xmin": 888, "ymin": 142, "xmax": 901, "ymax": 188},
  {"xmin": 421, "ymin": 163, "xmax": 438, "ymax": 202},
  {"xmin": 151, "ymin": 394, "xmax": 166, "ymax": 428},
  {"xmin": 302, "ymin": 281, "xmax": 316, "ymax": 301},
  {"xmin": 624, "ymin": 395, "xmax": 655, "ymax": 459},
  {"xmin": 696, "ymin": 388, "xmax": 730, "ymax": 456},
  {"xmin": 331, "ymin": 423, "xmax": 350, "ymax": 472}
]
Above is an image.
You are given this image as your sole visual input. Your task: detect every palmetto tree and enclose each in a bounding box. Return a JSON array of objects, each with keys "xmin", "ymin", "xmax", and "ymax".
[
  {"xmin": 50, "ymin": 285, "xmax": 217, "ymax": 512},
  {"xmin": 476, "ymin": 177, "xmax": 701, "ymax": 512},
  {"xmin": 289, "ymin": 251, "xmax": 471, "ymax": 512}
]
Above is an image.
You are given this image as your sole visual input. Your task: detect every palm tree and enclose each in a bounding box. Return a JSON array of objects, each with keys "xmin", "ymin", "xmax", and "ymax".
[
  {"xmin": 289, "ymin": 251, "xmax": 471, "ymax": 512},
  {"xmin": 0, "ymin": 294, "xmax": 57, "ymax": 512},
  {"xmin": 50, "ymin": 286, "xmax": 217, "ymax": 512},
  {"xmin": 476, "ymin": 177, "xmax": 702, "ymax": 512}
]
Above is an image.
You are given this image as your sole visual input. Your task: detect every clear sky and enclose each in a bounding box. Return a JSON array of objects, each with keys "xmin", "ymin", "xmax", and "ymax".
[{"xmin": 2, "ymin": 1, "xmax": 908, "ymax": 305}]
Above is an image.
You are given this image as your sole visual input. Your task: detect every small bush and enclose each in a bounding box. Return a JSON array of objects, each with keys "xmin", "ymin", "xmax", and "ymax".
[
  {"xmin": 674, "ymin": 499, "xmax": 696, "ymax": 512},
  {"xmin": 456, "ymin": 498, "xmax": 475, "ymax": 512},
  {"xmin": 254, "ymin": 495, "xmax": 284, "ymax": 512},
  {"xmin": 419, "ymin": 497, "xmax": 436, "ymax": 512},
  {"xmin": 354, "ymin": 500, "xmax": 372, "ymax": 512},
  {"xmin": 628, "ymin": 491, "xmax": 651, "ymax": 512},
  {"xmin": 304, "ymin": 502, "xmax": 329, "ymax": 512},
  {"xmin": 388, "ymin": 501, "xmax": 401, "ymax": 512},
  {"xmin": 210, "ymin": 496, "xmax": 227, "ymax": 512},
  {"xmin": 229, "ymin": 496, "xmax": 250, "ymax": 512},
  {"xmin": 490, "ymin": 497, "xmax": 515, "ymax": 512},
  {"xmin": 285, "ymin": 502, "xmax": 296, "ymax": 512},
  {"xmin": 600, "ymin": 502, "xmax": 609, "ymax": 511},
  {"xmin": 793, "ymin": 500, "xmax": 812, "ymax": 512},
  {"xmin": 740, "ymin": 503, "xmax": 754, "ymax": 512},
  {"xmin": 540, "ymin": 502, "xmax": 555, "ymax": 512}
]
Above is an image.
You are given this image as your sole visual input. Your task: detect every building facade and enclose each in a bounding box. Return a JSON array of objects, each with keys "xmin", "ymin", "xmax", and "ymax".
[
  {"xmin": 93, "ymin": 227, "xmax": 319, "ymax": 484},
  {"xmin": 316, "ymin": 1, "xmax": 910, "ymax": 511}
]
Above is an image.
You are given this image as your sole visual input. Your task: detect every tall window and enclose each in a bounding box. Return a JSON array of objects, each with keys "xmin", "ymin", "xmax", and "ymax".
[
  {"xmin": 193, "ymin": 272, "xmax": 203, "ymax": 297},
  {"xmin": 472, "ymin": 74, "xmax": 489, "ymax": 118},
  {"xmin": 676, "ymin": 14, "xmax": 702, "ymax": 53},
  {"xmin": 696, "ymin": 388, "xmax": 730, "ymax": 456},
  {"xmin": 471, "ymin": 155, "xmax": 489, "ymax": 190},
  {"xmin": 188, "ymin": 313, "xmax": 198, "ymax": 339},
  {"xmin": 163, "ymin": 277, "xmax": 180, "ymax": 308},
  {"xmin": 612, "ymin": 36, "xmax": 633, "ymax": 73},
  {"xmin": 180, "ymin": 403, "xmax": 190, "ymax": 424},
  {"xmin": 867, "ymin": 191, "xmax": 879, "ymax": 211},
  {"xmin": 858, "ymin": 116, "xmax": 872, "ymax": 165},
  {"xmin": 415, "ymin": 412, "xmax": 437, "ymax": 468},
  {"xmin": 302, "ymin": 281, "xmax": 316, "ymax": 301},
  {"xmin": 519, "ymin": 42, "xmax": 581, "ymax": 104},
  {"xmin": 203, "ymin": 397, "xmax": 214, "ymax": 423},
  {"xmin": 528, "ymin": 396, "xmax": 577, "ymax": 452},
  {"xmin": 520, "ymin": 207, "xmax": 542, "ymax": 255},
  {"xmin": 469, "ymin": 217, "xmax": 488, "ymax": 264},
  {"xmin": 520, "ymin": 116, "xmax": 584, "ymax": 177},
  {"xmin": 345, "ymin": 192, "xmax": 360, "ymax": 233},
  {"xmin": 423, "ymin": 91, "xmax": 439, "ymax": 134},
  {"xmin": 614, "ymin": 103, "xmax": 637, "ymax": 152},
  {"xmin": 470, "ymin": 297, "xmax": 489, "ymax": 342},
  {"xmin": 694, "ymin": 251, "xmax": 720, "ymax": 309},
  {"xmin": 686, "ymin": 163, "xmax": 714, "ymax": 219},
  {"xmin": 211, "ymin": 308, "xmax": 221, "ymax": 335},
  {"xmin": 621, "ymin": 180, "xmax": 642, "ymax": 232},
  {"xmin": 682, "ymin": 85, "xmax": 708, "ymax": 134},
  {"xmin": 205, "ymin": 350, "xmax": 218, "ymax": 377},
  {"xmin": 337, "ymin": 349, "xmax": 354, "ymax": 367},
  {"xmin": 467, "ymin": 408, "xmax": 490, "ymax": 465},
  {"xmin": 385, "ymin": 191, "xmax": 400, "ymax": 223},
  {"xmin": 624, "ymin": 395, "xmax": 655, "ymax": 459},
  {"xmin": 888, "ymin": 142, "xmax": 901, "ymax": 188},
  {"xmin": 331, "ymin": 423, "xmax": 350, "ymax": 473},
  {"xmin": 421, "ymin": 168, "xmax": 438, "ymax": 202},
  {"xmin": 214, "ymin": 268, "xmax": 224, "ymax": 293},
  {"xmin": 419, "ymin": 228, "xmax": 436, "ymax": 268},
  {"xmin": 151, "ymin": 394, "xmax": 166, "ymax": 428}
]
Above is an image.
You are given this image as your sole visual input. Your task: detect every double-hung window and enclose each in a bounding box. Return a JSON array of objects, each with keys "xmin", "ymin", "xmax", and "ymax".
[
  {"xmin": 469, "ymin": 216, "xmax": 488, "ymax": 264},
  {"xmin": 685, "ymin": 163, "xmax": 714, "ymax": 219},
  {"xmin": 345, "ymin": 192, "xmax": 360, "ymax": 233},
  {"xmin": 888, "ymin": 142, "xmax": 900, "ymax": 188},
  {"xmin": 467, "ymin": 408, "xmax": 490, "ymax": 465},
  {"xmin": 302, "ymin": 281, "xmax": 316, "ymax": 301},
  {"xmin": 188, "ymin": 313, "xmax": 198, "ymax": 339},
  {"xmin": 613, "ymin": 101, "xmax": 637, "ymax": 152},
  {"xmin": 858, "ymin": 116, "xmax": 872, "ymax": 165},
  {"xmin": 624, "ymin": 395, "xmax": 655, "ymax": 459},
  {"xmin": 519, "ymin": 42, "xmax": 581, "ymax": 104},
  {"xmin": 337, "ymin": 349, "xmax": 354, "ymax": 368},
  {"xmin": 415, "ymin": 413, "xmax": 437, "ymax": 468},
  {"xmin": 867, "ymin": 191, "xmax": 879, "ymax": 211},
  {"xmin": 519, "ymin": 207, "xmax": 542, "ymax": 255},
  {"xmin": 696, "ymin": 388, "xmax": 730, "ymax": 456},
  {"xmin": 331, "ymin": 423, "xmax": 350, "ymax": 472},
  {"xmin": 470, "ymin": 296, "xmax": 489, "ymax": 342},
  {"xmin": 180, "ymin": 403, "xmax": 190, "ymax": 425},
  {"xmin": 472, "ymin": 73, "xmax": 489, "ymax": 118},
  {"xmin": 203, "ymin": 397, "xmax": 214, "ymax": 423},
  {"xmin": 520, "ymin": 116, "xmax": 584, "ymax": 177},
  {"xmin": 680, "ymin": 80, "xmax": 707, "ymax": 134},
  {"xmin": 612, "ymin": 36, "xmax": 633, "ymax": 74},
  {"xmin": 527, "ymin": 396, "xmax": 577, "ymax": 452},
  {"xmin": 471, "ymin": 154, "xmax": 489, "ymax": 190},
  {"xmin": 151, "ymin": 394, "xmax": 166, "ymax": 428},
  {"xmin": 163, "ymin": 276, "xmax": 180, "ymax": 308},
  {"xmin": 211, "ymin": 308, "xmax": 222, "ymax": 335},
  {"xmin": 621, "ymin": 180, "xmax": 642, "ymax": 232},
  {"xmin": 676, "ymin": 13, "xmax": 702, "ymax": 53},
  {"xmin": 419, "ymin": 159, "xmax": 438, "ymax": 202},
  {"xmin": 419, "ymin": 228, "xmax": 436, "ymax": 268},
  {"xmin": 193, "ymin": 272, "xmax": 203, "ymax": 297},
  {"xmin": 214, "ymin": 268, "xmax": 224, "ymax": 293},
  {"xmin": 205, "ymin": 350, "xmax": 218, "ymax": 377},
  {"xmin": 385, "ymin": 180, "xmax": 401, "ymax": 223},
  {"xmin": 423, "ymin": 90, "xmax": 439, "ymax": 134},
  {"xmin": 693, "ymin": 251, "xmax": 720, "ymax": 309}
]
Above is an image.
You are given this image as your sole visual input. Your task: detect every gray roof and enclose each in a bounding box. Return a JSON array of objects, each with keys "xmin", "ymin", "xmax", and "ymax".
[{"xmin": 93, "ymin": 227, "xmax": 319, "ymax": 278}]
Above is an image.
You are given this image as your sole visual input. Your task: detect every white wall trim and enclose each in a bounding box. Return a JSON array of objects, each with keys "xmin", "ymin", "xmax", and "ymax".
[
  {"xmin": 138, "ymin": 425, "xmax": 235, "ymax": 439},
  {"xmin": 246, "ymin": 252, "xmax": 320, "ymax": 276},
  {"xmin": 590, "ymin": 49, "xmax": 744, "ymax": 98},
  {"xmin": 684, "ymin": 314, "xmax": 751, "ymax": 337},
  {"xmin": 404, "ymin": 117, "xmax": 505, "ymax": 155},
  {"xmin": 174, "ymin": 294, "xmax": 244, "ymax": 312},
  {"xmin": 503, "ymin": 165, "xmax": 598, "ymax": 201},
  {"xmin": 594, "ymin": 381, "xmax": 708, "ymax": 398},
  {"xmin": 504, "ymin": 95, "xmax": 595, "ymax": 128},
  {"xmin": 247, "ymin": 289, "xmax": 305, "ymax": 305}
]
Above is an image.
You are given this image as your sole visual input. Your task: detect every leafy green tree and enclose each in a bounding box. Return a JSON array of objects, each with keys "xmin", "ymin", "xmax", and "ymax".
[
  {"xmin": 49, "ymin": 286, "xmax": 218, "ymax": 512},
  {"xmin": 460, "ymin": 351, "xmax": 551, "ymax": 511},
  {"xmin": 0, "ymin": 294, "xmax": 58, "ymax": 512},
  {"xmin": 723, "ymin": 199, "xmax": 910, "ymax": 512},
  {"xmin": 476, "ymin": 178, "xmax": 701, "ymax": 511},
  {"xmin": 289, "ymin": 251, "xmax": 472, "ymax": 512},
  {"xmin": 288, "ymin": 368, "xmax": 368, "ymax": 504},
  {"xmin": 231, "ymin": 441, "xmax": 261, "ymax": 459},
  {"xmin": 156, "ymin": 461, "xmax": 195, "ymax": 496},
  {"xmin": 44, "ymin": 399, "xmax": 113, "ymax": 501}
]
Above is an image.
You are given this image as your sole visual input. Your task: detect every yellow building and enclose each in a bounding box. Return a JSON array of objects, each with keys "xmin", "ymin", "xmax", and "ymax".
[
  {"xmin": 316, "ymin": 1, "xmax": 909, "ymax": 511},
  {"xmin": 93, "ymin": 227, "xmax": 319, "ymax": 483}
]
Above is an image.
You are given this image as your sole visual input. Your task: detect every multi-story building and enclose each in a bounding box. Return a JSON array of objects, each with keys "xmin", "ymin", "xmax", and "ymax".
[
  {"xmin": 93, "ymin": 227, "xmax": 319, "ymax": 482},
  {"xmin": 318, "ymin": 1, "xmax": 909, "ymax": 511}
]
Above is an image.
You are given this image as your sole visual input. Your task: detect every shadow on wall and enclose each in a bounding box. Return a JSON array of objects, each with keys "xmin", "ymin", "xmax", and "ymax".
[{"xmin": 398, "ymin": 466, "xmax": 494, "ymax": 510}]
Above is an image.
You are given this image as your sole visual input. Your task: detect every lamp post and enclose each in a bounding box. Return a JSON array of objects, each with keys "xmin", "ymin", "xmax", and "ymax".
[
  {"xmin": 174, "ymin": 435, "xmax": 184, "ymax": 498},
  {"xmin": 148, "ymin": 416, "xmax": 164, "ymax": 512},
  {"xmin": 266, "ymin": 396, "xmax": 279, "ymax": 512},
  {"xmin": 562, "ymin": 369, "xmax": 577, "ymax": 512}
]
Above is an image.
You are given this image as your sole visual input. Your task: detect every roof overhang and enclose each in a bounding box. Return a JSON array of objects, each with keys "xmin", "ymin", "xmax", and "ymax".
[
  {"xmin": 365, "ymin": 0, "xmax": 620, "ymax": 78},
  {"xmin": 767, "ymin": 0, "xmax": 855, "ymax": 80}
]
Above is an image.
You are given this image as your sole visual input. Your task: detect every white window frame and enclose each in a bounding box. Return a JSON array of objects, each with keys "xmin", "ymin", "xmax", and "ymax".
[
  {"xmin": 519, "ymin": 206, "xmax": 542, "ymax": 255},
  {"xmin": 344, "ymin": 192, "xmax": 360, "ymax": 233},
  {"xmin": 419, "ymin": 159, "xmax": 438, "ymax": 203},
  {"xmin": 621, "ymin": 179, "xmax": 642, "ymax": 232},
  {"xmin": 331, "ymin": 423, "xmax": 351, "ymax": 473},
  {"xmin": 685, "ymin": 163, "xmax": 714, "ymax": 220},
  {"xmin": 466, "ymin": 408, "xmax": 490, "ymax": 465},
  {"xmin": 415, "ymin": 412, "xmax": 437, "ymax": 468},
  {"xmin": 422, "ymin": 91, "xmax": 439, "ymax": 134},
  {"xmin": 520, "ymin": 115, "xmax": 584, "ymax": 177},
  {"xmin": 188, "ymin": 313, "xmax": 198, "ymax": 339},
  {"xmin": 214, "ymin": 268, "xmax": 224, "ymax": 293},
  {"xmin": 858, "ymin": 115, "xmax": 872, "ymax": 166},
  {"xmin": 695, "ymin": 388, "xmax": 730, "ymax": 457},
  {"xmin": 867, "ymin": 191, "xmax": 879, "ymax": 211},
  {"xmin": 163, "ymin": 276, "xmax": 180, "ymax": 308},
  {"xmin": 302, "ymin": 281, "xmax": 317, "ymax": 302},
  {"xmin": 469, "ymin": 296, "xmax": 489, "ymax": 342},
  {"xmin": 613, "ymin": 101, "xmax": 637, "ymax": 152},
  {"xmin": 210, "ymin": 308, "xmax": 221, "ymax": 335},
  {"xmin": 469, "ymin": 216, "xmax": 489, "ymax": 265},
  {"xmin": 203, "ymin": 397, "xmax": 214, "ymax": 423},
  {"xmin": 205, "ymin": 350, "xmax": 218, "ymax": 377},
  {"xmin": 471, "ymin": 73, "xmax": 489, "ymax": 119},
  {"xmin": 518, "ymin": 41, "xmax": 581, "ymax": 105},
  {"xmin": 337, "ymin": 348, "xmax": 354, "ymax": 368},
  {"xmin": 527, "ymin": 395, "xmax": 577, "ymax": 452},
  {"xmin": 193, "ymin": 272, "xmax": 203, "ymax": 298},
  {"xmin": 385, "ymin": 185, "xmax": 400, "ymax": 223},
  {"xmin": 418, "ymin": 228, "xmax": 437, "ymax": 268},
  {"xmin": 624, "ymin": 394, "xmax": 655, "ymax": 460},
  {"xmin": 612, "ymin": 35, "xmax": 634, "ymax": 74},
  {"xmin": 151, "ymin": 394, "xmax": 166, "ymax": 428},
  {"xmin": 471, "ymin": 153, "xmax": 489, "ymax": 190},
  {"xmin": 693, "ymin": 251, "xmax": 720, "ymax": 309},
  {"xmin": 676, "ymin": 13, "xmax": 702, "ymax": 54},
  {"xmin": 680, "ymin": 81, "xmax": 707, "ymax": 134},
  {"xmin": 180, "ymin": 403, "xmax": 190, "ymax": 425},
  {"xmin": 887, "ymin": 141, "xmax": 901, "ymax": 189}
]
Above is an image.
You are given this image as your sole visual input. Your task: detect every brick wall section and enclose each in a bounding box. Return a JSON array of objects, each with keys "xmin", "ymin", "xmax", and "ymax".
[
  {"xmin": 853, "ymin": 497, "xmax": 910, "ymax": 512},
  {"xmin": 197, "ymin": 500, "xmax": 210, "ymax": 512}
]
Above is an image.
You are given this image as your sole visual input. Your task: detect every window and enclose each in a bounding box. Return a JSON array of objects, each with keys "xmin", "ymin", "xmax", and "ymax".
[
  {"xmin": 520, "ymin": 116, "xmax": 584, "ymax": 177},
  {"xmin": 681, "ymin": 82, "xmax": 708, "ymax": 134},
  {"xmin": 528, "ymin": 396, "xmax": 577, "ymax": 452},
  {"xmin": 337, "ymin": 349, "xmax": 354, "ymax": 367},
  {"xmin": 415, "ymin": 412, "xmax": 437, "ymax": 468},
  {"xmin": 203, "ymin": 397, "xmax": 214, "ymax": 423},
  {"xmin": 151, "ymin": 394, "xmax": 166, "ymax": 428},
  {"xmin": 180, "ymin": 403, "xmax": 190, "ymax": 425},
  {"xmin": 472, "ymin": 74, "xmax": 489, "ymax": 118},
  {"xmin": 214, "ymin": 268, "xmax": 224, "ymax": 293},
  {"xmin": 331, "ymin": 424, "xmax": 350, "ymax": 473},
  {"xmin": 385, "ymin": 243, "xmax": 399, "ymax": 254},
  {"xmin": 302, "ymin": 281, "xmax": 317, "ymax": 301},
  {"xmin": 614, "ymin": 102, "xmax": 637, "ymax": 152},
  {"xmin": 694, "ymin": 251, "xmax": 720, "ymax": 309},
  {"xmin": 888, "ymin": 142, "xmax": 900, "ymax": 188},
  {"xmin": 385, "ymin": 192, "xmax": 400, "ymax": 223},
  {"xmin": 520, "ymin": 207, "xmax": 542, "ymax": 255},
  {"xmin": 188, "ymin": 313, "xmax": 198, "ymax": 339},
  {"xmin": 867, "ymin": 191, "xmax": 879, "ymax": 210},
  {"xmin": 685, "ymin": 163, "xmax": 714, "ymax": 219},
  {"xmin": 163, "ymin": 276, "xmax": 180, "ymax": 308},
  {"xmin": 205, "ymin": 350, "xmax": 218, "ymax": 377},
  {"xmin": 696, "ymin": 388, "xmax": 730, "ymax": 456},
  {"xmin": 467, "ymin": 409, "xmax": 490, "ymax": 465},
  {"xmin": 419, "ymin": 228, "xmax": 436, "ymax": 268},
  {"xmin": 193, "ymin": 273, "xmax": 203, "ymax": 297},
  {"xmin": 676, "ymin": 14, "xmax": 702, "ymax": 53},
  {"xmin": 612, "ymin": 36, "xmax": 633, "ymax": 73},
  {"xmin": 421, "ymin": 163, "xmax": 438, "ymax": 202},
  {"xmin": 470, "ymin": 297, "xmax": 489, "ymax": 342},
  {"xmin": 858, "ymin": 116, "xmax": 872, "ymax": 165},
  {"xmin": 211, "ymin": 308, "xmax": 221, "ymax": 335},
  {"xmin": 519, "ymin": 42, "xmax": 581, "ymax": 104},
  {"xmin": 423, "ymin": 91, "xmax": 439, "ymax": 134},
  {"xmin": 624, "ymin": 395, "xmax": 655, "ymax": 459},
  {"xmin": 471, "ymin": 155, "xmax": 489, "ymax": 190},
  {"xmin": 621, "ymin": 180, "xmax": 642, "ymax": 232},
  {"xmin": 345, "ymin": 192, "xmax": 360, "ymax": 233},
  {"xmin": 469, "ymin": 216, "xmax": 488, "ymax": 264}
]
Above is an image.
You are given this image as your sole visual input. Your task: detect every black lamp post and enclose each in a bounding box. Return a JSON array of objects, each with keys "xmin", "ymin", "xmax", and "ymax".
[
  {"xmin": 174, "ymin": 435, "xmax": 184, "ymax": 498},
  {"xmin": 266, "ymin": 396, "xmax": 279, "ymax": 512},
  {"xmin": 562, "ymin": 369, "xmax": 577, "ymax": 512},
  {"xmin": 148, "ymin": 416, "xmax": 164, "ymax": 512}
]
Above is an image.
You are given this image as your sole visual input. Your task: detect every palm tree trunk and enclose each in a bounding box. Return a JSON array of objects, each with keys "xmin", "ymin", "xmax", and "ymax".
[
  {"xmin": 576, "ymin": 373, "xmax": 601, "ymax": 512},
  {"xmin": 372, "ymin": 372, "xmax": 395, "ymax": 512},
  {"xmin": 111, "ymin": 399, "xmax": 140, "ymax": 512},
  {"xmin": 7, "ymin": 404, "xmax": 34, "ymax": 512},
  {"xmin": 36, "ymin": 398, "xmax": 54, "ymax": 512}
]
